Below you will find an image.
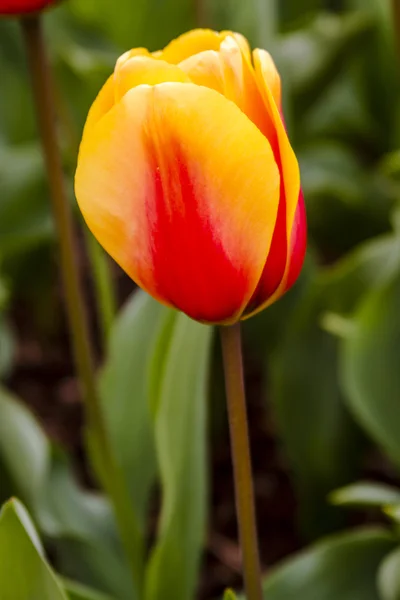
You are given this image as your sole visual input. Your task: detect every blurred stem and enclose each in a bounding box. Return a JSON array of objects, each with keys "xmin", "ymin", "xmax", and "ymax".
[
  {"xmin": 20, "ymin": 15, "xmax": 143, "ymax": 595},
  {"xmin": 54, "ymin": 78, "xmax": 117, "ymax": 349},
  {"xmin": 194, "ymin": 0, "xmax": 207, "ymax": 27},
  {"xmin": 219, "ymin": 323, "xmax": 263, "ymax": 600},
  {"xmin": 85, "ymin": 231, "xmax": 116, "ymax": 344}
]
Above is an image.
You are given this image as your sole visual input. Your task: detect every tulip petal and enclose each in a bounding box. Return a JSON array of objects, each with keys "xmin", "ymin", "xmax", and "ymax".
[
  {"xmin": 253, "ymin": 49, "xmax": 281, "ymax": 108},
  {"xmin": 221, "ymin": 31, "xmax": 252, "ymax": 61},
  {"xmin": 244, "ymin": 49, "xmax": 301, "ymax": 318},
  {"xmin": 219, "ymin": 36, "xmax": 274, "ymax": 138},
  {"xmin": 285, "ymin": 190, "xmax": 307, "ymax": 291},
  {"xmin": 116, "ymin": 47, "xmax": 151, "ymax": 70},
  {"xmin": 114, "ymin": 56, "xmax": 190, "ymax": 101},
  {"xmin": 82, "ymin": 75, "xmax": 115, "ymax": 139},
  {"xmin": 179, "ymin": 50, "xmax": 225, "ymax": 94},
  {"xmin": 75, "ymin": 83, "xmax": 280, "ymax": 323},
  {"xmin": 179, "ymin": 36, "xmax": 274, "ymax": 141},
  {"xmin": 159, "ymin": 29, "xmax": 223, "ymax": 64}
]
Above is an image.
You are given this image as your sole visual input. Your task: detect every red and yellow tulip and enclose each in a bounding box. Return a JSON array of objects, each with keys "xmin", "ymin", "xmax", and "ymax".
[
  {"xmin": 0, "ymin": 0, "xmax": 56, "ymax": 14},
  {"xmin": 75, "ymin": 29, "xmax": 306, "ymax": 324}
]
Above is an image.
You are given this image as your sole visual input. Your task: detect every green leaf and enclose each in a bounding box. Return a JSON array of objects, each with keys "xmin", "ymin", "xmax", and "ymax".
[
  {"xmin": 277, "ymin": 12, "xmax": 373, "ymax": 110},
  {"xmin": 341, "ymin": 271, "xmax": 400, "ymax": 467},
  {"xmin": 319, "ymin": 231, "xmax": 400, "ymax": 315},
  {"xmin": 269, "ymin": 281, "xmax": 362, "ymax": 537},
  {"xmin": 0, "ymin": 498, "xmax": 67, "ymax": 600},
  {"xmin": 0, "ymin": 387, "xmax": 133, "ymax": 598},
  {"xmin": 299, "ymin": 142, "xmax": 391, "ymax": 255},
  {"xmin": 378, "ymin": 546, "xmax": 400, "ymax": 600},
  {"xmin": 269, "ymin": 231, "xmax": 400, "ymax": 537},
  {"xmin": 0, "ymin": 386, "xmax": 49, "ymax": 508},
  {"xmin": 42, "ymin": 452, "xmax": 135, "ymax": 599},
  {"xmin": 99, "ymin": 290, "xmax": 169, "ymax": 524},
  {"xmin": 223, "ymin": 589, "xmax": 238, "ymax": 600},
  {"xmin": 385, "ymin": 505, "xmax": 400, "ymax": 524},
  {"xmin": 263, "ymin": 527, "xmax": 395, "ymax": 600},
  {"xmin": 144, "ymin": 315, "xmax": 212, "ymax": 600},
  {"xmin": 299, "ymin": 70, "xmax": 378, "ymax": 144},
  {"xmin": 62, "ymin": 578, "xmax": 116, "ymax": 600},
  {"xmin": 345, "ymin": 0, "xmax": 398, "ymax": 145},
  {"xmin": 330, "ymin": 482, "xmax": 400, "ymax": 508}
]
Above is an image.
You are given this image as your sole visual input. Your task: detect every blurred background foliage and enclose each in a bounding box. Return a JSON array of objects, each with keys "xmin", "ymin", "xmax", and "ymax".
[{"xmin": 2, "ymin": 0, "xmax": 400, "ymax": 598}]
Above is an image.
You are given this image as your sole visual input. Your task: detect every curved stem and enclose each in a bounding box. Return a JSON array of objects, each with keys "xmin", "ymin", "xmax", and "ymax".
[
  {"xmin": 219, "ymin": 323, "xmax": 263, "ymax": 600},
  {"xmin": 20, "ymin": 15, "xmax": 143, "ymax": 595},
  {"xmin": 54, "ymin": 81, "xmax": 117, "ymax": 349}
]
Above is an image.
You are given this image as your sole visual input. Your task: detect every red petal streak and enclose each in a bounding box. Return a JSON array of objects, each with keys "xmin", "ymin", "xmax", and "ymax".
[
  {"xmin": 0, "ymin": 0, "xmax": 54, "ymax": 12},
  {"xmin": 246, "ymin": 183, "xmax": 287, "ymax": 312},
  {"xmin": 142, "ymin": 136, "xmax": 250, "ymax": 323},
  {"xmin": 285, "ymin": 189, "xmax": 307, "ymax": 292}
]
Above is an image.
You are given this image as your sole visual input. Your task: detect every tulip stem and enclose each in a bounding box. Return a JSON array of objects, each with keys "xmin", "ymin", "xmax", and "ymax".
[
  {"xmin": 54, "ymin": 79, "xmax": 117, "ymax": 348},
  {"xmin": 20, "ymin": 14, "xmax": 143, "ymax": 595},
  {"xmin": 219, "ymin": 323, "xmax": 263, "ymax": 600}
]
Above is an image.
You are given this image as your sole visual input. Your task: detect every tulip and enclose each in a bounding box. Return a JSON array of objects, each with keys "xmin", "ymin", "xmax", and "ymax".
[
  {"xmin": 75, "ymin": 29, "xmax": 306, "ymax": 324},
  {"xmin": 0, "ymin": 0, "xmax": 57, "ymax": 13}
]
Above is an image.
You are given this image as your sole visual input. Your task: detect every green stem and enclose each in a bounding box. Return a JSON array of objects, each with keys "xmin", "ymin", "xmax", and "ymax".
[
  {"xmin": 85, "ymin": 230, "xmax": 116, "ymax": 345},
  {"xmin": 219, "ymin": 323, "xmax": 263, "ymax": 600},
  {"xmin": 194, "ymin": 0, "xmax": 207, "ymax": 27},
  {"xmin": 20, "ymin": 14, "xmax": 143, "ymax": 595},
  {"xmin": 54, "ymin": 83, "xmax": 117, "ymax": 348}
]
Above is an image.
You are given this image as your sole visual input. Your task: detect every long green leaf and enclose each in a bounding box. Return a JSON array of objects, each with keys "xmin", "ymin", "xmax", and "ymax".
[
  {"xmin": 145, "ymin": 314, "xmax": 212, "ymax": 600},
  {"xmin": 0, "ymin": 386, "xmax": 133, "ymax": 598},
  {"xmin": 62, "ymin": 578, "xmax": 116, "ymax": 600},
  {"xmin": 0, "ymin": 386, "xmax": 49, "ymax": 508},
  {"xmin": 330, "ymin": 482, "xmax": 400, "ymax": 508},
  {"xmin": 341, "ymin": 271, "xmax": 400, "ymax": 467},
  {"xmin": 270, "ymin": 230, "xmax": 400, "ymax": 537},
  {"xmin": 378, "ymin": 546, "xmax": 400, "ymax": 600},
  {"xmin": 263, "ymin": 527, "xmax": 395, "ymax": 600},
  {"xmin": 99, "ymin": 290, "xmax": 169, "ymax": 524},
  {"xmin": 0, "ymin": 499, "xmax": 67, "ymax": 600},
  {"xmin": 269, "ymin": 282, "xmax": 361, "ymax": 537}
]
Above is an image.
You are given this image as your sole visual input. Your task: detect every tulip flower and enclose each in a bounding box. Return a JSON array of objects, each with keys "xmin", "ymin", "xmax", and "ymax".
[
  {"xmin": 75, "ymin": 29, "xmax": 306, "ymax": 324},
  {"xmin": 0, "ymin": 0, "xmax": 56, "ymax": 13}
]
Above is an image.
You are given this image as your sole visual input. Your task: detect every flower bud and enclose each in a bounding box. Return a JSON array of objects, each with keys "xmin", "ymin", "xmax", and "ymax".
[{"xmin": 75, "ymin": 29, "xmax": 306, "ymax": 324}]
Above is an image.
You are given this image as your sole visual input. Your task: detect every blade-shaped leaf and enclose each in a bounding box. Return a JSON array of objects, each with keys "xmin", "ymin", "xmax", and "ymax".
[
  {"xmin": 62, "ymin": 578, "xmax": 116, "ymax": 600},
  {"xmin": 0, "ymin": 386, "xmax": 133, "ymax": 598},
  {"xmin": 269, "ymin": 283, "xmax": 362, "ymax": 537},
  {"xmin": 263, "ymin": 527, "xmax": 395, "ymax": 600},
  {"xmin": 330, "ymin": 482, "xmax": 400, "ymax": 508},
  {"xmin": 0, "ymin": 386, "xmax": 49, "ymax": 508},
  {"xmin": 223, "ymin": 589, "xmax": 239, "ymax": 600},
  {"xmin": 144, "ymin": 314, "xmax": 212, "ymax": 600},
  {"xmin": 378, "ymin": 546, "xmax": 400, "ymax": 600},
  {"xmin": 269, "ymin": 230, "xmax": 400, "ymax": 537},
  {"xmin": 341, "ymin": 271, "xmax": 400, "ymax": 467},
  {"xmin": 99, "ymin": 290, "xmax": 168, "ymax": 524},
  {"xmin": 0, "ymin": 498, "xmax": 67, "ymax": 600},
  {"xmin": 40, "ymin": 454, "xmax": 134, "ymax": 599}
]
